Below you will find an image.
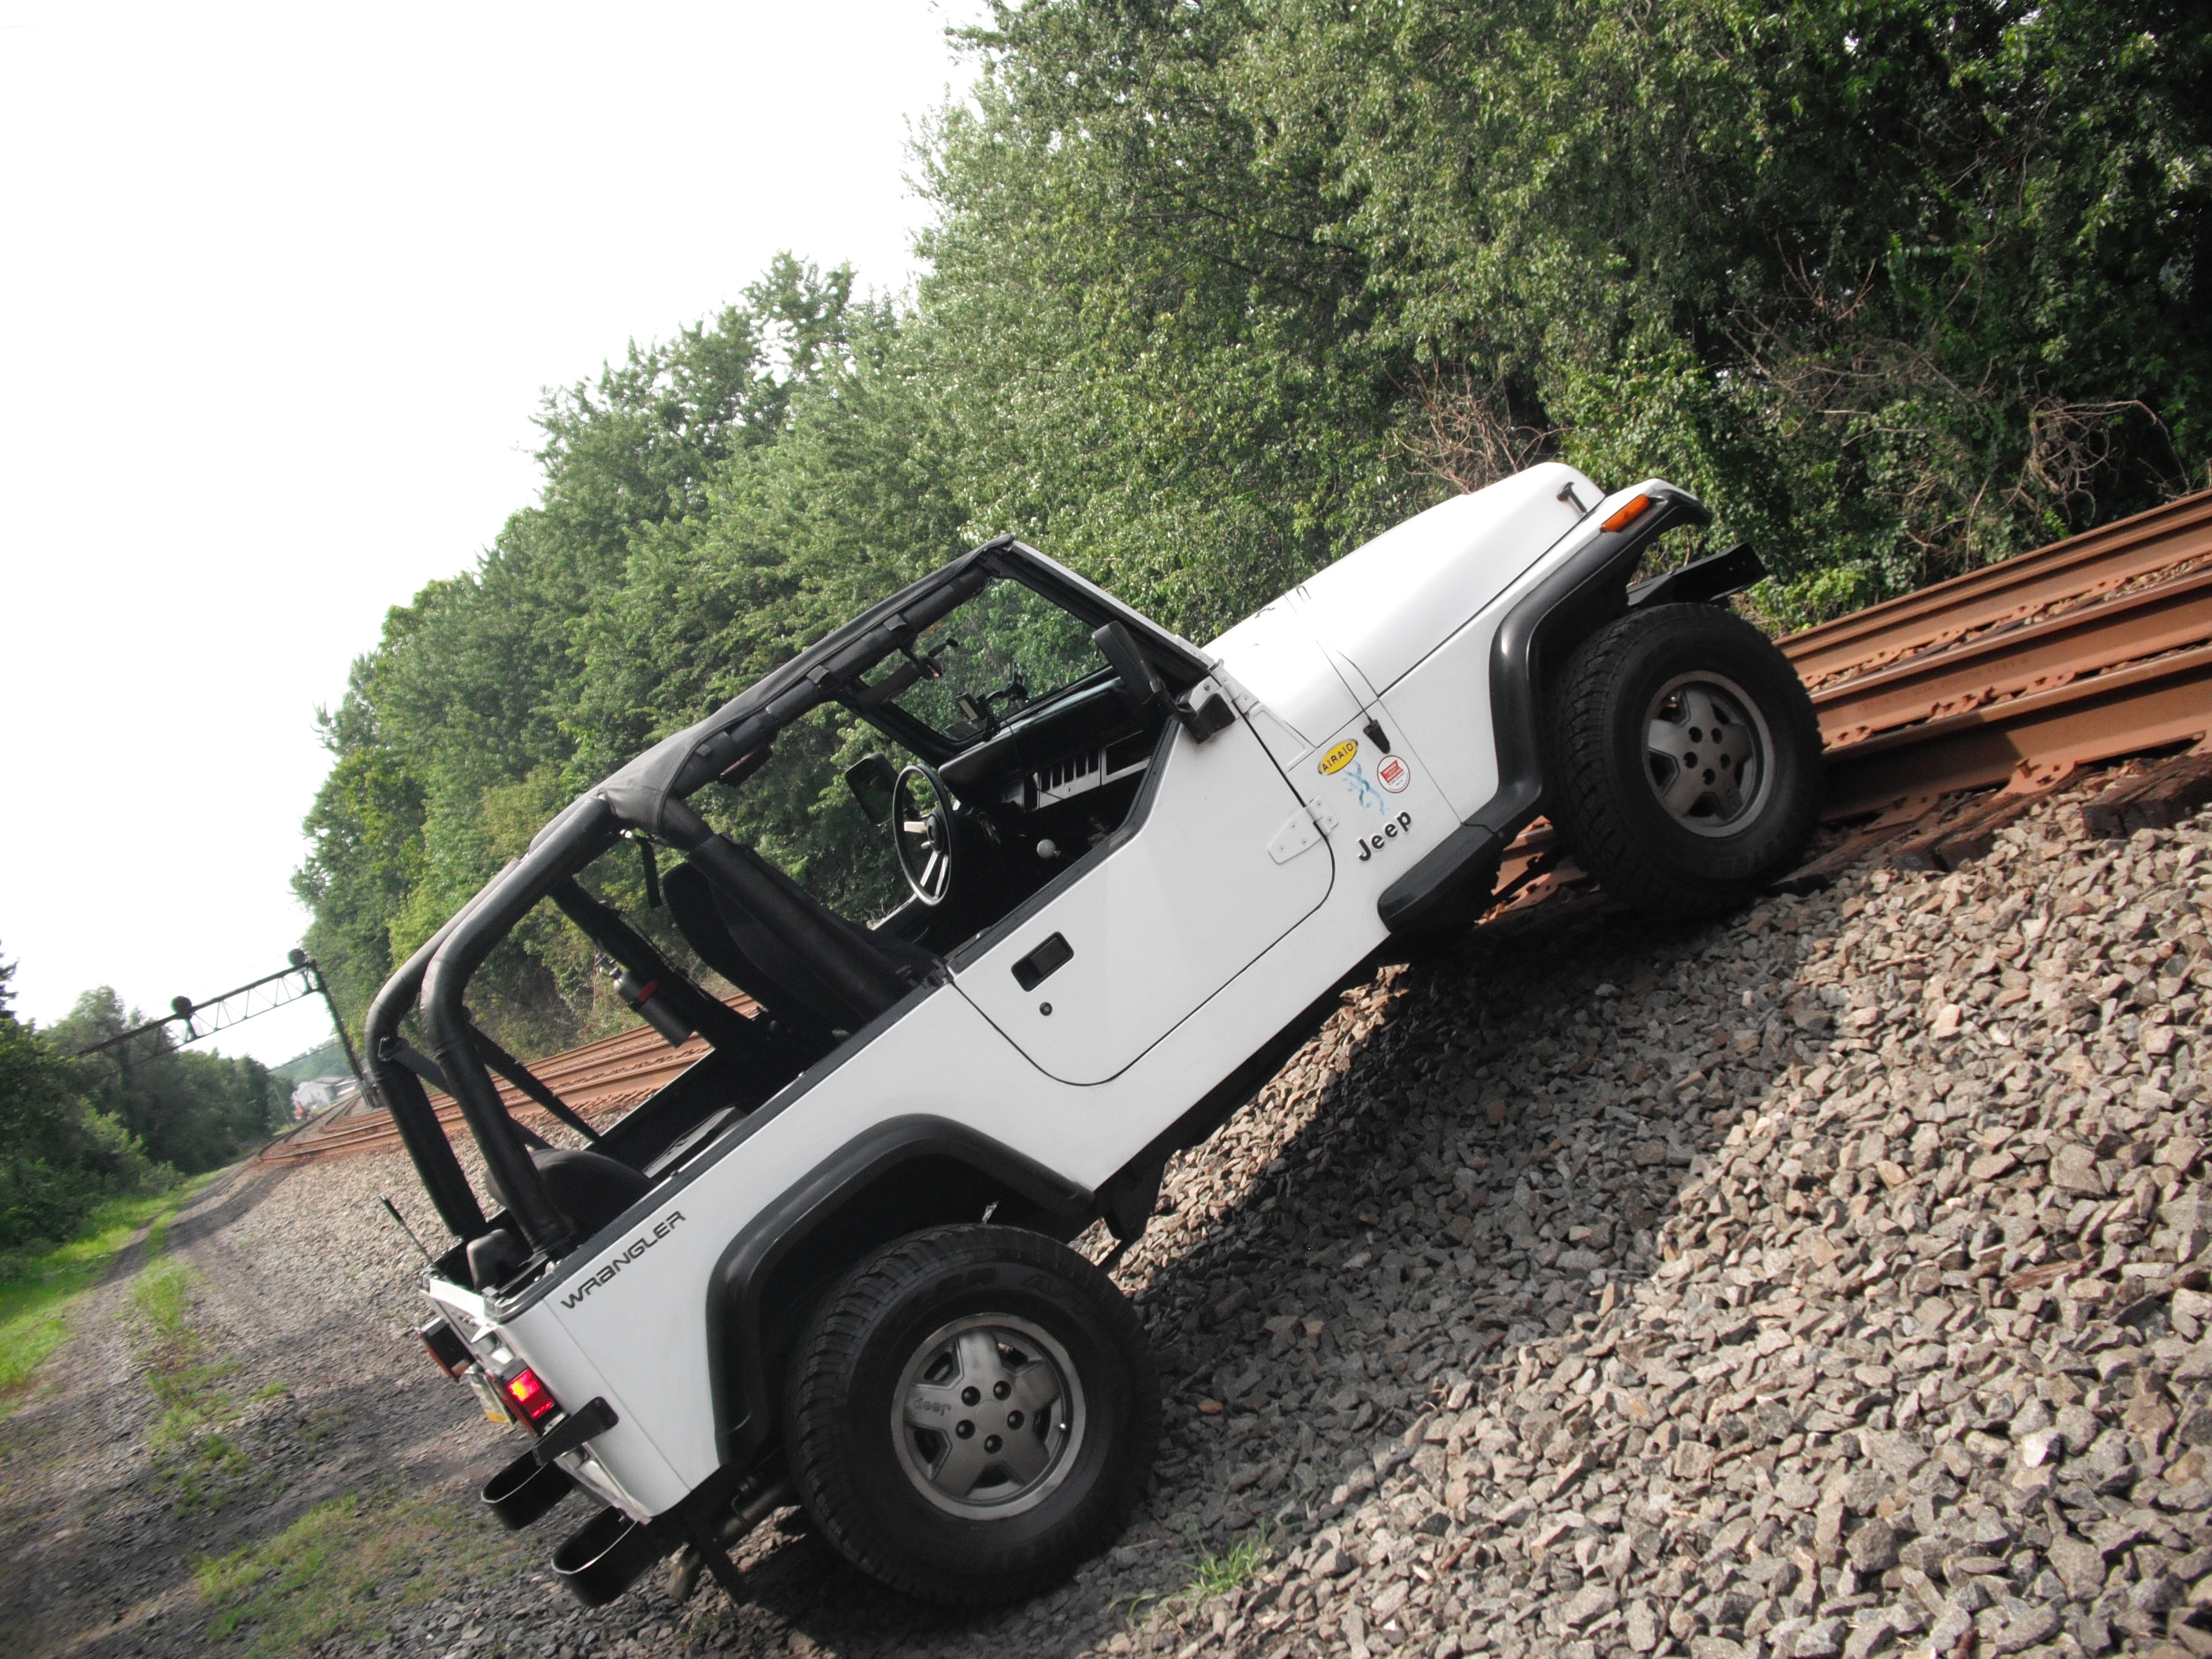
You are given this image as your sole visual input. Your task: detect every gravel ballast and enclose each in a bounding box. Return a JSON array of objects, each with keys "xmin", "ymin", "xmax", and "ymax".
[{"xmin": 7, "ymin": 779, "xmax": 2210, "ymax": 1659}]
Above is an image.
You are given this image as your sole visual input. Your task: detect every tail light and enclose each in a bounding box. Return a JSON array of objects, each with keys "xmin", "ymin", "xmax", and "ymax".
[
  {"xmin": 418, "ymin": 1316, "xmax": 472, "ymax": 1377},
  {"xmin": 503, "ymin": 1366, "xmax": 561, "ymax": 1430}
]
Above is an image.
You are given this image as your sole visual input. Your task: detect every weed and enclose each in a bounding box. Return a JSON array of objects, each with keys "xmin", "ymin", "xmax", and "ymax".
[
  {"xmin": 0, "ymin": 1178, "xmax": 207, "ymax": 1407},
  {"xmin": 131, "ymin": 1247, "xmax": 243, "ymax": 1512},
  {"xmin": 195, "ymin": 1486, "xmax": 506, "ymax": 1658},
  {"xmin": 1180, "ymin": 1533, "xmax": 1268, "ymax": 1603},
  {"xmin": 295, "ymin": 1403, "xmax": 351, "ymax": 1446},
  {"xmin": 1119, "ymin": 1530, "xmax": 1270, "ymax": 1633}
]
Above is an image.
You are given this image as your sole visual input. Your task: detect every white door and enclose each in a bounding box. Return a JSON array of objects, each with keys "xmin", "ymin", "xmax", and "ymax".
[{"xmin": 953, "ymin": 713, "xmax": 1333, "ymax": 1084}]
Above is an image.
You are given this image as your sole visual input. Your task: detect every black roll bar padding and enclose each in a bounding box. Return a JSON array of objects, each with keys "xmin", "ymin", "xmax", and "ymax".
[
  {"xmin": 384, "ymin": 1039, "xmax": 565, "ymax": 1159},
  {"xmin": 657, "ymin": 799, "xmax": 908, "ymax": 1024},
  {"xmin": 381, "ymin": 1036, "xmax": 452, "ymax": 1094},
  {"xmin": 423, "ymin": 799, "xmax": 622, "ymax": 1258},
  {"xmin": 649, "ymin": 563, "xmax": 1001, "ymax": 806},
  {"xmin": 468, "ymin": 1025, "xmax": 605, "ymax": 1148},
  {"xmin": 365, "ymin": 914, "xmax": 489, "ymax": 1241},
  {"xmin": 545, "ymin": 879, "xmax": 763, "ymax": 1055}
]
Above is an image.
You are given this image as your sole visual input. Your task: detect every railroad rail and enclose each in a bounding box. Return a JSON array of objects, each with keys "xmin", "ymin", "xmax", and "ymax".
[
  {"xmin": 263, "ymin": 488, "xmax": 2212, "ymax": 1167},
  {"xmin": 258, "ymin": 996, "xmax": 754, "ymax": 1165}
]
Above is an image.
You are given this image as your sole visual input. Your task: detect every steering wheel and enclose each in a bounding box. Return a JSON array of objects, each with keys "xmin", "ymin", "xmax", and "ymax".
[{"xmin": 893, "ymin": 762, "xmax": 964, "ymax": 907}]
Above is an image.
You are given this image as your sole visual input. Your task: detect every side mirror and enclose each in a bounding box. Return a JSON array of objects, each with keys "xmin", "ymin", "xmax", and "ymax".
[
  {"xmin": 844, "ymin": 752, "xmax": 898, "ymax": 825},
  {"xmin": 1091, "ymin": 621, "xmax": 1170, "ymax": 719}
]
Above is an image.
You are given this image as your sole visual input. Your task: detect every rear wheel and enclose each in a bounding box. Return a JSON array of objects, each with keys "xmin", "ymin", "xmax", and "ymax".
[
  {"xmin": 783, "ymin": 1224, "xmax": 1158, "ymax": 1605},
  {"xmin": 1544, "ymin": 603, "xmax": 1820, "ymax": 916}
]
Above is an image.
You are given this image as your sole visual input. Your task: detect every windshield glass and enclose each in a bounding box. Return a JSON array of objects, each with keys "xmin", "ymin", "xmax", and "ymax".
[{"xmin": 848, "ymin": 575, "xmax": 1110, "ymax": 745}]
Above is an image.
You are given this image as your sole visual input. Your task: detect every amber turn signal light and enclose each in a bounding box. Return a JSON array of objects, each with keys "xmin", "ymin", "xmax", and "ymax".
[{"xmin": 1600, "ymin": 493, "xmax": 1653, "ymax": 532}]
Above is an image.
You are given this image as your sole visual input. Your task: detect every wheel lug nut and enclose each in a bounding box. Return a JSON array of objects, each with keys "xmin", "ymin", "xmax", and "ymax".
[
  {"xmin": 955, "ymin": 1420, "xmax": 974, "ymax": 1438},
  {"xmin": 961, "ymin": 1387, "xmax": 980, "ymax": 1406},
  {"xmin": 993, "ymin": 1381, "xmax": 1011, "ymax": 1400},
  {"xmin": 1007, "ymin": 1410, "xmax": 1024, "ymax": 1429},
  {"xmin": 984, "ymin": 1435, "xmax": 1002, "ymax": 1453}
]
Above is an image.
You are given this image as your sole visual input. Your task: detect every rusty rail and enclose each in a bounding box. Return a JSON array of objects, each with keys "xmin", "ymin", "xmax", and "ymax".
[
  {"xmin": 1782, "ymin": 491, "xmax": 2212, "ymax": 689},
  {"xmin": 1821, "ymin": 642, "xmax": 2212, "ymax": 819}
]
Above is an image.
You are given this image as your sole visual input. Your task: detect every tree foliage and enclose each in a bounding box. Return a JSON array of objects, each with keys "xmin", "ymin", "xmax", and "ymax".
[
  {"xmin": 297, "ymin": 0, "xmax": 2212, "ymax": 1049},
  {"xmin": 47, "ymin": 990, "xmax": 289, "ymax": 1176},
  {"xmin": 0, "ymin": 952, "xmax": 166, "ymax": 1252}
]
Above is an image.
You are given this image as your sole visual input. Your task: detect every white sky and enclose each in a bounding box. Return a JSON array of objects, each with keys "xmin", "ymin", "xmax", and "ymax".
[{"xmin": 0, "ymin": 1, "xmax": 978, "ymax": 1065}]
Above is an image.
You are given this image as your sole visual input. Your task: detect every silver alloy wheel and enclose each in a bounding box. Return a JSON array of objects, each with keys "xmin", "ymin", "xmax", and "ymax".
[
  {"xmin": 891, "ymin": 1313, "xmax": 1086, "ymax": 1519},
  {"xmin": 1642, "ymin": 671, "xmax": 1774, "ymax": 837}
]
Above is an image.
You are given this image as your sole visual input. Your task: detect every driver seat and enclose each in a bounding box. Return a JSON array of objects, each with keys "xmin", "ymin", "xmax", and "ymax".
[{"xmin": 664, "ymin": 848, "xmax": 937, "ymax": 1051}]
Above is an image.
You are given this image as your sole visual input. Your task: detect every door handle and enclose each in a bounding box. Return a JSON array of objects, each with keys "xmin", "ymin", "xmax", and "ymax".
[{"xmin": 1011, "ymin": 933, "xmax": 1073, "ymax": 991}]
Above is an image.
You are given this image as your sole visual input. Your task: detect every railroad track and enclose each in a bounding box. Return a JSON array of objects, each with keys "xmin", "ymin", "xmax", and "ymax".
[
  {"xmin": 258, "ymin": 997, "xmax": 753, "ymax": 1166},
  {"xmin": 264, "ymin": 489, "xmax": 2212, "ymax": 1167}
]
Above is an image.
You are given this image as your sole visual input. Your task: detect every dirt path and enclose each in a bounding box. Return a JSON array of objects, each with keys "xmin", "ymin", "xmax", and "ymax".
[{"xmin": 0, "ymin": 1161, "xmax": 526, "ymax": 1658}]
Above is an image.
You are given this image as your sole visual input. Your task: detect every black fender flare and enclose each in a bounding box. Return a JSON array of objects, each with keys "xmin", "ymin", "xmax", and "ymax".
[
  {"xmin": 1378, "ymin": 481, "xmax": 1712, "ymax": 931},
  {"xmin": 703, "ymin": 1116, "xmax": 1094, "ymax": 1470}
]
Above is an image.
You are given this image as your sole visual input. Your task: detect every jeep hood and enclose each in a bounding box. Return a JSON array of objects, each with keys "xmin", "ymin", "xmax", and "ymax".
[{"xmin": 1208, "ymin": 462, "xmax": 1597, "ymax": 743}]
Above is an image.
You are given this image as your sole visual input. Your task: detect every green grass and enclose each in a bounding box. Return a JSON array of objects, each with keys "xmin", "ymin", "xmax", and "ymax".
[
  {"xmin": 195, "ymin": 1487, "xmax": 504, "ymax": 1658},
  {"xmin": 132, "ymin": 1252, "xmax": 249, "ymax": 1513},
  {"xmin": 1121, "ymin": 1530, "xmax": 1272, "ymax": 1629},
  {"xmin": 1180, "ymin": 1534, "xmax": 1269, "ymax": 1601},
  {"xmin": 0, "ymin": 1178, "xmax": 207, "ymax": 1406}
]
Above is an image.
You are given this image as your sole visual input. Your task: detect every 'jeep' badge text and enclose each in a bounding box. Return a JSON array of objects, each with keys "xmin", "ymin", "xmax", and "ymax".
[{"xmin": 1357, "ymin": 811, "xmax": 1415, "ymax": 860}]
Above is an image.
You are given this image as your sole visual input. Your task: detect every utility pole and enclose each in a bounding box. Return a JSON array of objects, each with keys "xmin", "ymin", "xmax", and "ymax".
[{"xmin": 290, "ymin": 948, "xmax": 381, "ymax": 1111}]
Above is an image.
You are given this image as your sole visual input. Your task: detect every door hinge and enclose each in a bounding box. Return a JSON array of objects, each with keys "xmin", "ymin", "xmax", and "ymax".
[{"xmin": 1269, "ymin": 802, "xmax": 1335, "ymax": 863}]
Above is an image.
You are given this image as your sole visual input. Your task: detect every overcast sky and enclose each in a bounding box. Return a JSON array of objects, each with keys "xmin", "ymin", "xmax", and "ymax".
[{"xmin": 1, "ymin": 1, "xmax": 977, "ymax": 1065}]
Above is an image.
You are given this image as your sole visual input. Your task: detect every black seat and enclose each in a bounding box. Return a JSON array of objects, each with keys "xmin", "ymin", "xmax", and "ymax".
[
  {"xmin": 531, "ymin": 1147, "xmax": 651, "ymax": 1239},
  {"xmin": 664, "ymin": 849, "xmax": 937, "ymax": 1049}
]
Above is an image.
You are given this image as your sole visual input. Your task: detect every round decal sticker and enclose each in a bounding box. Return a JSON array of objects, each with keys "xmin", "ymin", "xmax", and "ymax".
[
  {"xmin": 1317, "ymin": 739, "xmax": 1359, "ymax": 776},
  {"xmin": 1377, "ymin": 754, "xmax": 1410, "ymax": 793}
]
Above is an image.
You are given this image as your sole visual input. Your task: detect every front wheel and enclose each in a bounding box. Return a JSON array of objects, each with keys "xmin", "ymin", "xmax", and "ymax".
[
  {"xmin": 1544, "ymin": 602, "xmax": 1821, "ymax": 917},
  {"xmin": 782, "ymin": 1225, "xmax": 1158, "ymax": 1605}
]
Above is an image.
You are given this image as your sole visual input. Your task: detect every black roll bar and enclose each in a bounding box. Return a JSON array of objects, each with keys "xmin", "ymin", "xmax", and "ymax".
[
  {"xmin": 375, "ymin": 537, "xmax": 1221, "ymax": 1267},
  {"xmin": 364, "ymin": 905, "xmax": 492, "ymax": 1242},
  {"xmin": 545, "ymin": 878, "xmax": 763, "ymax": 1053},
  {"xmin": 421, "ymin": 796, "xmax": 622, "ymax": 1257}
]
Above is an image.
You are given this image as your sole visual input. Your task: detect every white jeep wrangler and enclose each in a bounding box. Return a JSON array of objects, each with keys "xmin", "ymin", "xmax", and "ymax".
[{"xmin": 378, "ymin": 463, "xmax": 1818, "ymax": 1607}]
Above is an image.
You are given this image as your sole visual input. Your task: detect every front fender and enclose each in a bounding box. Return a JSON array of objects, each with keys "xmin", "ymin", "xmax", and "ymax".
[
  {"xmin": 1378, "ymin": 480, "xmax": 1711, "ymax": 928},
  {"xmin": 703, "ymin": 1118, "xmax": 1093, "ymax": 1471}
]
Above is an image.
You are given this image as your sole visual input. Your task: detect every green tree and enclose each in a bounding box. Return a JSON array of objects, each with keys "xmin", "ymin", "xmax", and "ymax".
[
  {"xmin": 295, "ymin": 260, "xmax": 866, "ymax": 1053},
  {"xmin": 50, "ymin": 990, "xmax": 284, "ymax": 1175},
  {"xmin": 0, "ymin": 953, "xmax": 162, "ymax": 1250}
]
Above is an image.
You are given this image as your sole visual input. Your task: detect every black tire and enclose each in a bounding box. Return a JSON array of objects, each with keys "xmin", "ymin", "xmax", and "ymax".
[
  {"xmin": 782, "ymin": 1224, "xmax": 1158, "ymax": 1605},
  {"xmin": 1544, "ymin": 602, "xmax": 1820, "ymax": 917}
]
